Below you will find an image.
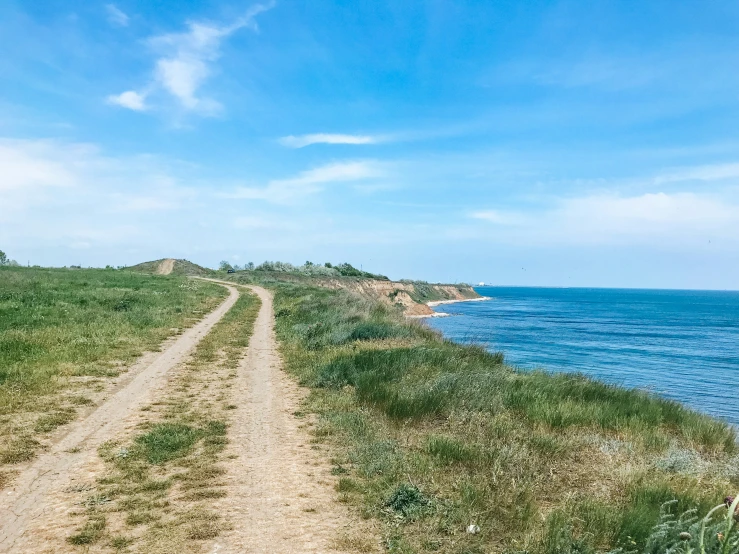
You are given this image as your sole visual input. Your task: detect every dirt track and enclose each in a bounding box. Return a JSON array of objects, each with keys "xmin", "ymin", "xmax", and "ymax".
[
  {"xmin": 207, "ymin": 284, "xmax": 360, "ymax": 553},
  {"xmin": 155, "ymin": 258, "xmax": 175, "ymax": 275},
  {"xmin": 0, "ymin": 283, "xmax": 240, "ymax": 552}
]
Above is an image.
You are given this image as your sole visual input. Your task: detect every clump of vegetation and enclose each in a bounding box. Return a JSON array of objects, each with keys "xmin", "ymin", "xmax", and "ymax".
[
  {"xmin": 386, "ymin": 483, "xmax": 430, "ymax": 517},
  {"xmin": 639, "ymin": 496, "xmax": 739, "ymax": 554},
  {"xmin": 328, "ymin": 262, "xmax": 389, "ymax": 280},
  {"xmin": 0, "ymin": 250, "xmax": 19, "ymax": 266},
  {"xmin": 0, "ymin": 266, "xmax": 226, "ymax": 475},
  {"xmin": 134, "ymin": 422, "xmax": 204, "ymax": 464},
  {"xmin": 221, "ymin": 259, "xmax": 390, "ymax": 280},
  {"xmin": 271, "ymin": 282, "xmax": 738, "ymax": 554}
]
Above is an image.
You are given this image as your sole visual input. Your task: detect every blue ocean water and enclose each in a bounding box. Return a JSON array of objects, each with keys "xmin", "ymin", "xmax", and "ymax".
[{"xmin": 427, "ymin": 287, "xmax": 739, "ymax": 426}]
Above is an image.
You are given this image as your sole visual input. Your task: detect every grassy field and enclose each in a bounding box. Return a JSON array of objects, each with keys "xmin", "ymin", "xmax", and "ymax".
[
  {"xmin": 0, "ymin": 267, "xmax": 226, "ymax": 482},
  {"xmin": 271, "ymin": 282, "xmax": 739, "ymax": 554},
  {"xmin": 69, "ymin": 287, "xmax": 260, "ymax": 551}
]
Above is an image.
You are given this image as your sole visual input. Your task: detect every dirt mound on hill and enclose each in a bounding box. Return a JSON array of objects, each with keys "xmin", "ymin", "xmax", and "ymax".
[{"xmin": 155, "ymin": 258, "xmax": 175, "ymax": 275}]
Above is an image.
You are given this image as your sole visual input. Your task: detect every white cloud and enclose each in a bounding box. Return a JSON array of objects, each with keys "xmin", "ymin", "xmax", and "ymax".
[
  {"xmin": 471, "ymin": 191, "xmax": 739, "ymax": 246},
  {"xmin": 109, "ymin": 2, "xmax": 274, "ymax": 115},
  {"xmin": 560, "ymin": 192, "xmax": 734, "ymax": 226},
  {"xmin": 470, "ymin": 210, "xmax": 526, "ymax": 226},
  {"xmin": 652, "ymin": 163, "xmax": 739, "ymax": 185},
  {"xmin": 106, "ymin": 4, "xmax": 129, "ymax": 27},
  {"xmin": 232, "ymin": 216, "xmax": 298, "ymax": 230},
  {"xmin": 227, "ymin": 161, "xmax": 382, "ymax": 203},
  {"xmin": 279, "ymin": 134, "xmax": 377, "ymax": 148},
  {"xmin": 107, "ymin": 90, "xmax": 148, "ymax": 111},
  {"xmin": 0, "ymin": 138, "xmax": 194, "ymax": 219},
  {"xmin": 0, "ymin": 138, "xmax": 84, "ymax": 191}
]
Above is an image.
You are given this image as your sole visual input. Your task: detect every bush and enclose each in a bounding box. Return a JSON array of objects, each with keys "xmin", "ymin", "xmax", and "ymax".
[{"xmin": 386, "ymin": 483, "xmax": 430, "ymax": 516}]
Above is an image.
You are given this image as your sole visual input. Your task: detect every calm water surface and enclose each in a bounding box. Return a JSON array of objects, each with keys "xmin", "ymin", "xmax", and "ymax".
[{"xmin": 427, "ymin": 287, "xmax": 739, "ymax": 426}]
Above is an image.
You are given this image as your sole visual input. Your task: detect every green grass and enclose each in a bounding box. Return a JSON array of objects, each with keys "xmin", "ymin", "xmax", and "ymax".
[
  {"xmin": 69, "ymin": 287, "xmax": 260, "ymax": 552},
  {"xmin": 271, "ymin": 282, "xmax": 738, "ymax": 554},
  {"xmin": 134, "ymin": 422, "xmax": 203, "ymax": 464},
  {"xmin": 0, "ymin": 266, "xmax": 226, "ymax": 473}
]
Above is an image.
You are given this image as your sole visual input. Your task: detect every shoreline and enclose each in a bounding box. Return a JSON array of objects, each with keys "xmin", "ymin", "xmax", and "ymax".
[
  {"xmin": 407, "ymin": 296, "xmax": 492, "ymax": 319},
  {"xmin": 406, "ymin": 311, "xmax": 451, "ymax": 319},
  {"xmin": 426, "ymin": 296, "xmax": 492, "ymax": 307}
]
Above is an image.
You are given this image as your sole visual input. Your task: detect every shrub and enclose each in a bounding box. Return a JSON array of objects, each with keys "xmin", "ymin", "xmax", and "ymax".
[
  {"xmin": 386, "ymin": 483, "xmax": 430, "ymax": 516},
  {"xmin": 641, "ymin": 497, "xmax": 739, "ymax": 554}
]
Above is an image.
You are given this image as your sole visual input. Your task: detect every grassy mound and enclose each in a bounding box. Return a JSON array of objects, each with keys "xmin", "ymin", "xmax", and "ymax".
[{"xmin": 126, "ymin": 259, "xmax": 214, "ymax": 276}]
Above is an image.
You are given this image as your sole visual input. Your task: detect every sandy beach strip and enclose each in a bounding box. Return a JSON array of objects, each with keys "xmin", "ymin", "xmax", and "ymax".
[
  {"xmin": 406, "ymin": 311, "xmax": 451, "ymax": 319},
  {"xmin": 426, "ymin": 296, "xmax": 492, "ymax": 307}
]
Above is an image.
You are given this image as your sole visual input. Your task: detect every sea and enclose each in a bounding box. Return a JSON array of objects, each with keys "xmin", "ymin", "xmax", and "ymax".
[{"xmin": 427, "ymin": 287, "xmax": 739, "ymax": 426}]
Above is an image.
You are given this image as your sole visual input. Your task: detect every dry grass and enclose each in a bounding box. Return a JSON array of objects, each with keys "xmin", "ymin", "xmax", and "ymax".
[{"xmin": 67, "ymin": 289, "xmax": 260, "ymax": 552}]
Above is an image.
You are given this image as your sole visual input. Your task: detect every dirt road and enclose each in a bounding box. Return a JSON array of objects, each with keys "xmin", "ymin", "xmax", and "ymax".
[
  {"xmin": 0, "ymin": 279, "xmax": 371, "ymax": 553},
  {"xmin": 208, "ymin": 284, "xmax": 363, "ymax": 554},
  {"xmin": 0, "ymin": 284, "xmax": 240, "ymax": 552}
]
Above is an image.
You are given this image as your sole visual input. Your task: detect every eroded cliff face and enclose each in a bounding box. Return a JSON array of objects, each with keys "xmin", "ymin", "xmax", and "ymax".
[{"xmin": 323, "ymin": 279, "xmax": 479, "ymax": 316}]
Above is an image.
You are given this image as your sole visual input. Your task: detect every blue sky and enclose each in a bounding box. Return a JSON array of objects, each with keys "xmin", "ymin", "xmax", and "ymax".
[{"xmin": 2, "ymin": 0, "xmax": 739, "ymax": 288}]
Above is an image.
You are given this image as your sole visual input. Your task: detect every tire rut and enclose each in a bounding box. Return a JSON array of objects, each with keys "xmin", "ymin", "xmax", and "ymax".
[{"xmin": 206, "ymin": 284, "xmax": 373, "ymax": 554}]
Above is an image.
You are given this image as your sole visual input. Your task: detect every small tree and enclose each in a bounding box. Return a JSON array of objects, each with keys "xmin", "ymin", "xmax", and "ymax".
[
  {"xmin": 246, "ymin": 262, "xmax": 255, "ymax": 271},
  {"xmin": 219, "ymin": 260, "xmax": 233, "ymax": 271},
  {"xmin": 0, "ymin": 250, "xmax": 7, "ymax": 266}
]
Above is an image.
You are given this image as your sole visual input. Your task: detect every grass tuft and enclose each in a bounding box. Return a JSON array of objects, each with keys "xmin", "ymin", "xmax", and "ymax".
[{"xmin": 135, "ymin": 423, "xmax": 201, "ymax": 465}]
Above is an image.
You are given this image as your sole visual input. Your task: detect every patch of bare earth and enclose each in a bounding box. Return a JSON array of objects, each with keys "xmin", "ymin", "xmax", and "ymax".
[
  {"xmin": 156, "ymin": 258, "xmax": 176, "ymax": 275},
  {"xmin": 0, "ymin": 284, "xmax": 239, "ymax": 553}
]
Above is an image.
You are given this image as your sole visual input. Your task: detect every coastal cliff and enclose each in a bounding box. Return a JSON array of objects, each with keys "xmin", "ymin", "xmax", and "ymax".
[{"xmin": 323, "ymin": 278, "xmax": 480, "ymax": 316}]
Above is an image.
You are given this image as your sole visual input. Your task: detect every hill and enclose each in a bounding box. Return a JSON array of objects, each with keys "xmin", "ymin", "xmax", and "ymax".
[{"xmin": 126, "ymin": 258, "xmax": 214, "ymax": 277}]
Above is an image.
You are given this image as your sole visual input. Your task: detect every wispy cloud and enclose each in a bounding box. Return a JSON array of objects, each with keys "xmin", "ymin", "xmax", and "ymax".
[
  {"xmin": 470, "ymin": 191, "xmax": 739, "ymax": 246},
  {"xmin": 652, "ymin": 163, "xmax": 739, "ymax": 185},
  {"xmin": 109, "ymin": 2, "xmax": 274, "ymax": 115},
  {"xmin": 470, "ymin": 210, "xmax": 527, "ymax": 226},
  {"xmin": 226, "ymin": 161, "xmax": 382, "ymax": 203},
  {"xmin": 107, "ymin": 91, "xmax": 148, "ymax": 111},
  {"xmin": 0, "ymin": 138, "xmax": 193, "ymax": 215},
  {"xmin": 279, "ymin": 133, "xmax": 378, "ymax": 148},
  {"xmin": 106, "ymin": 4, "xmax": 129, "ymax": 27},
  {"xmin": 0, "ymin": 138, "xmax": 82, "ymax": 192}
]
